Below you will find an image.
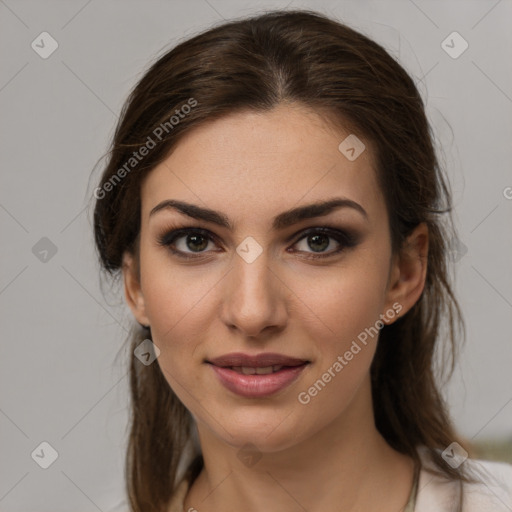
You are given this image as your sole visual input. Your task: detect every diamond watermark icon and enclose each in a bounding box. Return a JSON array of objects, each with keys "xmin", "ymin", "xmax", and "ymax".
[
  {"xmin": 31, "ymin": 32, "xmax": 59, "ymax": 59},
  {"xmin": 441, "ymin": 32, "xmax": 468, "ymax": 59},
  {"xmin": 134, "ymin": 339, "xmax": 160, "ymax": 365},
  {"xmin": 447, "ymin": 236, "xmax": 468, "ymax": 263},
  {"xmin": 442, "ymin": 442, "xmax": 468, "ymax": 468},
  {"xmin": 236, "ymin": 236, "xmax": 263, "ymax": 264},
  {"xmin": 32, "ymin": 237, "xmax": 58, "ymax": 263},
  {"xmin": 338, "ymin": 134, "xmax": 365, "ymax": 161},
  {"xmin": 237, "ymin": 443, "xmax": 262, "ymax": 467},
  {"xmin": 31, "ymin": 441, "xmax": 59, "ymax": 469}
]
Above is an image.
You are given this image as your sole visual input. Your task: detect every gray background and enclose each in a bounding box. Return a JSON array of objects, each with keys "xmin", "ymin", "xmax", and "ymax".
[{"xmin": 1, "ymin": 0, "xmax": 511, "ymax": 510}]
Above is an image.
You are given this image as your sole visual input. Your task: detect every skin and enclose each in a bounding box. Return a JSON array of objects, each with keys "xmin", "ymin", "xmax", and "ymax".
[{"xmin": 123, "ymin": 103, "xmax": 429, "ymax": 512}]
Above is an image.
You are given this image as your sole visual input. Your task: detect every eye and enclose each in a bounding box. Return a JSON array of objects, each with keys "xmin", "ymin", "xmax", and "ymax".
[
  {"xmin": 290, "ymin": 227, "xmax": 358, "ymax": 259},
  {"xmin": 157, "ymin": 228, "xmax": 219, "ymax": 259}
]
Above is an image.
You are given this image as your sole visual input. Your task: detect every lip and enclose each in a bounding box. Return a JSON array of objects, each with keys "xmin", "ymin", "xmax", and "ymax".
[
  {"xmin": 207, "ymin": 352, "xmax": 309, "ymax": 368},
  {"xmin": 206, "ymin": 352, "xmax": 310, "ymax": 398}
]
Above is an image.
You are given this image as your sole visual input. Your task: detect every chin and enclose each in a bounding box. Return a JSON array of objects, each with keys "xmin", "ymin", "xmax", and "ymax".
[{"xmin": 210, "ymin": 406, "xmax": 308, "ymax": 453}]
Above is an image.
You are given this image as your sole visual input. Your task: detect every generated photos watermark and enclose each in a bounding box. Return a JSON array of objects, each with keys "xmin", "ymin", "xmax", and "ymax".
[
  {"xmin": 94, "ymin": 97, "xmax": 198, "ymax": 200},
  {"xmin": 298, "ymin": 302, "xmax": 403, "ymax": 405}
]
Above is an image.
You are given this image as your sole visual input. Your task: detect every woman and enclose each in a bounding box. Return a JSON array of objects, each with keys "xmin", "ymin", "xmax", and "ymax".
[{"xmin": 94, "ymin": 9, "xmax": 512, "ymax": 512}]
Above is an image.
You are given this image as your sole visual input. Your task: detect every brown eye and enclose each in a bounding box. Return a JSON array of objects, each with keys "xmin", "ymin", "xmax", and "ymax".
[
  {"xmin": 181, "ymin": 232, "xmax": 210, "ymax": 252},
  {"xmin": 291, "ymin": 227, "xmax": 359, "ymax": 259},
  {"xmin": 305, "ymin": 233, "xmax": 331, "ymax": 252},
  {"xmin": 157, "ymin": 228, "xmax": 219, "ymax": 259}
]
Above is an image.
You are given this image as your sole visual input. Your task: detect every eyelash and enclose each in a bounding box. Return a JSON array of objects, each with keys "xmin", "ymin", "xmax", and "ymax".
[{"xmin": 157, "ymin": 225, "xmax": 359, "ymax": 261}]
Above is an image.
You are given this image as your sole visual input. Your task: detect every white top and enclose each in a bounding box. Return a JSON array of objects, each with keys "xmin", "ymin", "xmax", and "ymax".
[
  {"xmin": 107, "ymin": 447, "xmax": 512, "ymax": 511},
  {"xmin": 415, "ymin": 447, "xmax": 512, "ymax": 511}
]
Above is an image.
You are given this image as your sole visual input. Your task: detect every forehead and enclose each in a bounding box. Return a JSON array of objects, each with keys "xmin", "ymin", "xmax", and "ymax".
[{"xmin": 141, "ymin": 104, "xmax": 384, "ymax": 225}]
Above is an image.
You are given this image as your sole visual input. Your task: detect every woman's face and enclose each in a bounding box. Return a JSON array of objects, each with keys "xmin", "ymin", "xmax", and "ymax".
[{"xmin": 124, "ymin": 103, "xmax": 414, "ymax": 453}]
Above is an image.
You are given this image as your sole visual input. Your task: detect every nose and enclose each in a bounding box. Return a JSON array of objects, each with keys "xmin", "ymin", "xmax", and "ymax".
[{"xmin": 220, "ymin": 250, "xmax": 288, "ymax": 339}]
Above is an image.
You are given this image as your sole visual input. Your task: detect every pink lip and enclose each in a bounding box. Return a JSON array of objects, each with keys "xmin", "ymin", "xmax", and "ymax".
[{"xmin": 206, "ymin": 352, "xmax": 310, "ymax": 398}]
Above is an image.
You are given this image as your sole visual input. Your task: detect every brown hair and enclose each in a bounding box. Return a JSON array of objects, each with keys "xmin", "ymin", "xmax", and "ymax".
[{"xmin": 92, "ymin": 9, "xmax": 477, "ymax": 511}]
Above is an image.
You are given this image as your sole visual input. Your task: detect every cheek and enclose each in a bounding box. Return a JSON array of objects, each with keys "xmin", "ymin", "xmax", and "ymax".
[
  {"xmin": 286, "ymin": 252, "xmax": 389, "ymax": 408},
  {"xmin": 292, "ymin": 270, "xmax": 385, "ymax": 397},
  {"xmin": 142, "ymin": 271, "xmax": 211, "ymax": 409},
  {"xmin": 276, "ymin": 276, "xmax": 388, "ymax": 448},
  {"xmin": 137, "ymin": 250, "xmax": 217, "ymax": 384},
  {"xmin": 290, "ymin": 252, "xmax": 390, "ymax": 351},
  {"xmin": 139, "ymin": 243, "xmax": 219, "ymax": 338}
]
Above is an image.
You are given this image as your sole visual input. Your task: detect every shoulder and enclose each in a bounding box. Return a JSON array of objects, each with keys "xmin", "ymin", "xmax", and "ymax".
[{"xmin": 416, "ymin": 447, "xmax": 512, "ymax": 512}]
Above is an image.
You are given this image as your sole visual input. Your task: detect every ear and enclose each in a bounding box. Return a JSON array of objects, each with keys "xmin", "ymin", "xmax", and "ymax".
[
  {"xmin": 382, "ymin": 222, "xmax": 429, "ymax": 325},
  {"xmin": 122, "ymin": 251, "xmax": 150, "ymax": 326}
]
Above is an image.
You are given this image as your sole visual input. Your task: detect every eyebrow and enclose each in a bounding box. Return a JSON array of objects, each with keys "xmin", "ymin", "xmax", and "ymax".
[{"xmin": 149, "ymin": 197, "xmax": 368, "ymax": 230}]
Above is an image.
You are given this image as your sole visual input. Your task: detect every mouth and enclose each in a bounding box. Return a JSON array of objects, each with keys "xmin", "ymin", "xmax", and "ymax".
[
  {"xmin": 225, "ymin": 364, "xmax": 297, "ymax": 375},
  {"xmin": 206, "ymin": 352, "xmax": 309, "ymax": 368},
  {"xmin": 205, "ymin": 353, "xmax": 310, "ymax": 398}
]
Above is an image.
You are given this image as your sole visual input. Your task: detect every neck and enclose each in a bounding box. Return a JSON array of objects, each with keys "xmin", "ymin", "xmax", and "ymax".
[{"xmin": 184, "ymin": 376, "xmax": 415, "ymax": 512}]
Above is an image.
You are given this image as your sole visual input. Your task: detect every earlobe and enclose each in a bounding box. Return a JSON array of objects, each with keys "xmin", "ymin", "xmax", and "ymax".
[
  {"xmin": 382, "ymin": 223, "xmax": 429, "ymax": 325},
  {"xmin": 122, "ymin": 251, "xmax": 150, "ymax": 326}
]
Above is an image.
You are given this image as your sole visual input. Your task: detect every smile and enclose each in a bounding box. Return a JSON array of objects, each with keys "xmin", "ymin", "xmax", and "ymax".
[{"xmin": 206, "ymin": 354, "xmax": 310, "ymax": 398}]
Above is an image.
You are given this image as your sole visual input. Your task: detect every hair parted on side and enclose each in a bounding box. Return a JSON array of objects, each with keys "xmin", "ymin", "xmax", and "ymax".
[{"xmin": 92, "ymin": 9, "xmax": 476, "ymax": 512}]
